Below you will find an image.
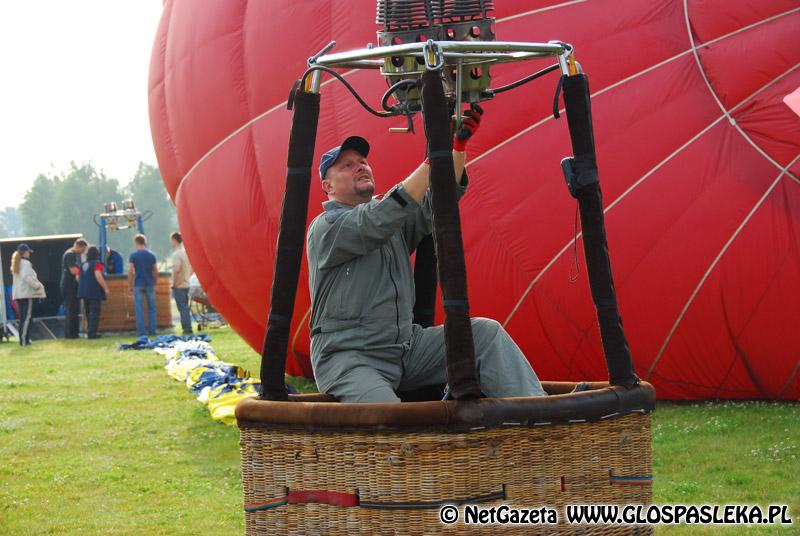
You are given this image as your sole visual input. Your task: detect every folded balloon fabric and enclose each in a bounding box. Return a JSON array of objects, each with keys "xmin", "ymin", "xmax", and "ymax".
[
  {"xmin": 119, "ymin": 335, "xmax": 265, "ymax": 425},
  {"xmin": 118, "ymin": 333, "xmax": 212, "ymax": 350}
]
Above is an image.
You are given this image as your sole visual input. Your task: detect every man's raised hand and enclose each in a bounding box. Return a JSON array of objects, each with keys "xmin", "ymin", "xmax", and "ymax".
[{"xmin": 453, "ymin": 104, "xmax": 484, "ymax": 151}]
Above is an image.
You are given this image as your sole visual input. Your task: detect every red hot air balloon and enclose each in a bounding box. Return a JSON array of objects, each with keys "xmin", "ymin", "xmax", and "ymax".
[{"xmin": 149, "ymin": 0, "xmax": 800, "ymax": 400}]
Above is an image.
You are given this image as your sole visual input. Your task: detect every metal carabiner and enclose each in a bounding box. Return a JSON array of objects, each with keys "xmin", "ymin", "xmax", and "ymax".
[
  {"xmin": 423, "ymin": 40, "xmax": 445, "ymax": 71},
  {"xmin": 549, "ymin": 40, "xmax": 573, "ymax": 77}
]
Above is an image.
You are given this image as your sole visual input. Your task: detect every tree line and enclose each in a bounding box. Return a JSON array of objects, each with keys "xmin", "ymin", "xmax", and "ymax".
[
  {"xmin": 0, "ymin": 207, "xmax": 22, "ymax": 238},
  {"xmin": 8, "ymin": 162, "xmax": 178, "ymax": 262}
]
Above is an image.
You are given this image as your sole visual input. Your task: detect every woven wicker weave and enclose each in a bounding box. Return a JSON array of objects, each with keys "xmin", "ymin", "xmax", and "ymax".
[{"xmin": 240, "ymin": 408, "xmax": 652, "ymax": 535}]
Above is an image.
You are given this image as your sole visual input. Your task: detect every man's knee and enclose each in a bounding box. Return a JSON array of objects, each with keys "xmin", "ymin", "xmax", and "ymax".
[
  {"xmin": 319, "ymin": 366, "xmax": 401, "ymax": 404},
  {"xmin": 327, "ymin": 382, "xmax": 400, "ymax": 404},
  {"xmin": 471, "ymin": 317, "xmax": 504, "ymax": 340},
  {"xmin": 472, "ymin": 317, "xmax": 501, "ymax": 329}
]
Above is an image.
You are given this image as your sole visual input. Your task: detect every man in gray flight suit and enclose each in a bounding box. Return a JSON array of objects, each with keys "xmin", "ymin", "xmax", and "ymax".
[{"xmin": 306, "ymin": 107, "xmax": 545, "ymax": 403}]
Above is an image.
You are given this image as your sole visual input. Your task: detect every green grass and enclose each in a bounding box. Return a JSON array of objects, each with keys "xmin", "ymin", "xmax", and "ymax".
[
  {"xmin": 0, "ymin": 329, "xmax": 797, "ymax": 534},
  {"xmin": 0, "ymin": 327, "xmax": 312, "ymax": 535},
  {"xmin": 653, "ymin": 402, "xmax": 799, "ymax": 534}
]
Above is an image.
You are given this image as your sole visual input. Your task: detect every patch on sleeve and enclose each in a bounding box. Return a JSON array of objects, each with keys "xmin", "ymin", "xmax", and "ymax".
[{"xmin": 389, "ymin": 188, "xmax": 408, "ymax": 207}]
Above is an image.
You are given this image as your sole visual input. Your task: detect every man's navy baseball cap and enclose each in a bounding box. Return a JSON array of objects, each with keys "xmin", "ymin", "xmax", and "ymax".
[
  {"xmin": 319, "ymin": 136, "xmax": 370, "ymax": 180},
  {"xmin": 17, "ymin": 243, "xmax": 33, "ymax": 253}
]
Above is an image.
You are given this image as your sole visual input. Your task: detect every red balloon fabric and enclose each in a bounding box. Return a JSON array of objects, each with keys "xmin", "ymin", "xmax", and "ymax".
[{"xmin": 149, "ymin": 0, "xmax": 800, "ymax": 400}]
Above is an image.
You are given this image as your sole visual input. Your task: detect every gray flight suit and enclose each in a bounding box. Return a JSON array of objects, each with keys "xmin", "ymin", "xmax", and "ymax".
[{"xmin": 306, "ymin": 181, "xmax": 545, "ymax": 403}]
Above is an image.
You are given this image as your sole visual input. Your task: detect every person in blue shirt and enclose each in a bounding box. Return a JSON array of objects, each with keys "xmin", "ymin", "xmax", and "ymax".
[
  {"xmin": 105, "ymin": 246, "xmax": 125, "ymax": 275},
  {"xmin": 127, "ymin": 234, "xmax": 158, "ymax": 336},
  {"xmin": 78, "ymin": 246, "xmax": 110, "ymax": 339}
]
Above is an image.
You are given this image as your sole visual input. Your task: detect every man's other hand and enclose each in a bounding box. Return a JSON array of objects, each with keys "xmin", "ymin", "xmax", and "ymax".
[{"xmin": 453, "ymin": 104, "xmax": 483, "ymax": 151}]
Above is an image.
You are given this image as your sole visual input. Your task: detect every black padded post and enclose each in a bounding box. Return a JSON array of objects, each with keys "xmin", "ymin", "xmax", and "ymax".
[
  {"xmin": 413, "ymin": 234, "xmax": 437, "ymax": 328},
  {"xmin": 402, "ymin": 233, "xmax": 444, "ymax": 401},
  {"xmin": 562, "ymin": 74, "xmax": 639, "ymax": 389},
  {"xmin": 260, "ymin": 89, "xmax": 321, "ymax": 400},
  {"xmin": 420, "ymin": 70, "xmax": 481, "ymax": 400}
]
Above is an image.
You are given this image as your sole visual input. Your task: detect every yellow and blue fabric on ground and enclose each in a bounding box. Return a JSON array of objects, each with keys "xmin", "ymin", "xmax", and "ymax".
[{"xmin": 119, "ymin": 335, "xmax": 262, "ymax": 425}]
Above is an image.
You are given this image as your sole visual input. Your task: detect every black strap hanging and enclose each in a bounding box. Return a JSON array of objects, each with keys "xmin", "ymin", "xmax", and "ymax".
[
  {"xmin": 552, "ymin": 74, "xmax": 565, "ymax": 119},
  {"xmin": 260, "ymin": 89, "xmax": 321, "ymax": 401},
  {"xmin": 561, "ymin": 74, "xmax": 639, "ymax": 389}
]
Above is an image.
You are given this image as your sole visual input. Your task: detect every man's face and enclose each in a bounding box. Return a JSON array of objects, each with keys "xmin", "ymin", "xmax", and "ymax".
[
  {"xmin": 171, "ymin": 239, "xmax": 179, "ymax": 249},
  {"xmin": 75, "ymin": 245, "xmax": 87, "ymax": 255},
  {"xmin": 322, "ymin": 149, "xmax": 375, "ymax": 206}
]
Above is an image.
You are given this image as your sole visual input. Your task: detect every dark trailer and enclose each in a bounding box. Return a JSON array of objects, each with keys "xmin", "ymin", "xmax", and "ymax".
[{"xmin": 0, "ymin": 234, "xmax": 83, "ymax": 341}]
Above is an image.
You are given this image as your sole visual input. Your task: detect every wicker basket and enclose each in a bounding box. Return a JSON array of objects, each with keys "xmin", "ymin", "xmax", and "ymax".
[{"xmin": 237, "ymin": 381, "xmax": 655, "ymax": 535}]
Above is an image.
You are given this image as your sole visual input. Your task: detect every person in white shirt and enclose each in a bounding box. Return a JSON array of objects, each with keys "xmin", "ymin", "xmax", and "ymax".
[
  {"xmin": 170, "ymin": 232, "xmax": 194, "ymax": 334},
  {"xmin": 11, "ymin": 244, "xmax": 46, "ymax": 346}
]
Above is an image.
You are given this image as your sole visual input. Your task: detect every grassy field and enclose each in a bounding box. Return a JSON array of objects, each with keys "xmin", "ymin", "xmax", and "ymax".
[{"xmin": 0, "ymin": 327, "xmax": 797, "ymax": 534}]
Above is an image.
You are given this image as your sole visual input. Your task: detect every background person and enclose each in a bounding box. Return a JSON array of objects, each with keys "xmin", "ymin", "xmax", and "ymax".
[
  {"xmin": 78, "ymin": 246, "xmax": 110, "ymax": 339},
  {"xmin": 61, "ymin": 238, "xmax": 87, "ymax": 338},
  {"xmin": 11, "ymin": 244, "xmax": 46, "ymax": 346},
  {"xmin": 128, "ymin": 233, "xmax": 158, "ymax": 336},
  {"xmin": 169, "ymin": 232, "xmax": 194, "ymax": 335},
  {"xmin": 105, "ymin": 246, "xmax": 124, "ymax": 275}
]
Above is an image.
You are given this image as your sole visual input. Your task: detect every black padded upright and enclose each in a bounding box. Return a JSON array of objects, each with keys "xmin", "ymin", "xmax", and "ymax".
[
  {"xmin": 260, "ymin": 89, "xmax": 321, "ymax": 400},
  {"xmin": 562, "ymin": 74, "xmax": 639, "ymax": 389},
  {"xmin": 412, "ymin": 234, "xmax": 437, "ymax": 328},
  {"xmin": 420, "ymin": 70, "xmax": 481, "ymax": 400}
]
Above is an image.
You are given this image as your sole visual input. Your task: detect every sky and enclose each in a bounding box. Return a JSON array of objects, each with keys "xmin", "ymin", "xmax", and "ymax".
[{"xmin": 0, "ymin": 1, "xmax": 164, "ymax": 206}]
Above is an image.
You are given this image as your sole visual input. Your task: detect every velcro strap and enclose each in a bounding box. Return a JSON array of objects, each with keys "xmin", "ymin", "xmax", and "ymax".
[
  {"xmin": 428, "ymin": 149, "xmax": 452, "ymax": 160},
  {"xmin": 287, "ymin": 167, "xmax": 311, "ymax": 175},
  {"xmin": 269, "ymin": 313, "xmax": 290, "ymax": 324},
  {"xmin": 442, "ymin": 299, "xmax": 469, "ymax": 309},
  {"xmin": 573, "ymin": 152, "xmax": 598, "ymax": 186}
]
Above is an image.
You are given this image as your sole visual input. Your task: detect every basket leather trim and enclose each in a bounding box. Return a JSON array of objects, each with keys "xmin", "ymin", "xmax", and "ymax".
[{"xmin": 236, "ymin": 382, "xmax": 656, "ymax": 428}]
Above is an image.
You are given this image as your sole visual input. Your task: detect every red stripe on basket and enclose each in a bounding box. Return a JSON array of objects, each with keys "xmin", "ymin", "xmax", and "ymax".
[
  {"xmin": 560, "ymin": 476, "xmax": 565, "ymax": 492},
  {"xmin": 288, "ymin": 489, "xmax": 360, "ymax": 507}
]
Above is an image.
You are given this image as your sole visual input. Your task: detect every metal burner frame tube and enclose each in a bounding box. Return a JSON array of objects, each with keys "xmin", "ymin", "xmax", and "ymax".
[{"xmin": 314, "ymin": 40, "xmax": 573, "ymax": 75}]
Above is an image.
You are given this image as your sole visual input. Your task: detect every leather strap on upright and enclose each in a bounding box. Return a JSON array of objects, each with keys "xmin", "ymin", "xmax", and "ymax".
[
  {"xmin": 420, "ymin": 70, "xmax": 481, "ymax": 400},
  {"xmin": 562, "ymin": 74, "xmax": 639, "ymax": 389},
  {"xmin": 260, "ymin": 89, "xmax": 321, "ymax": 400}
]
